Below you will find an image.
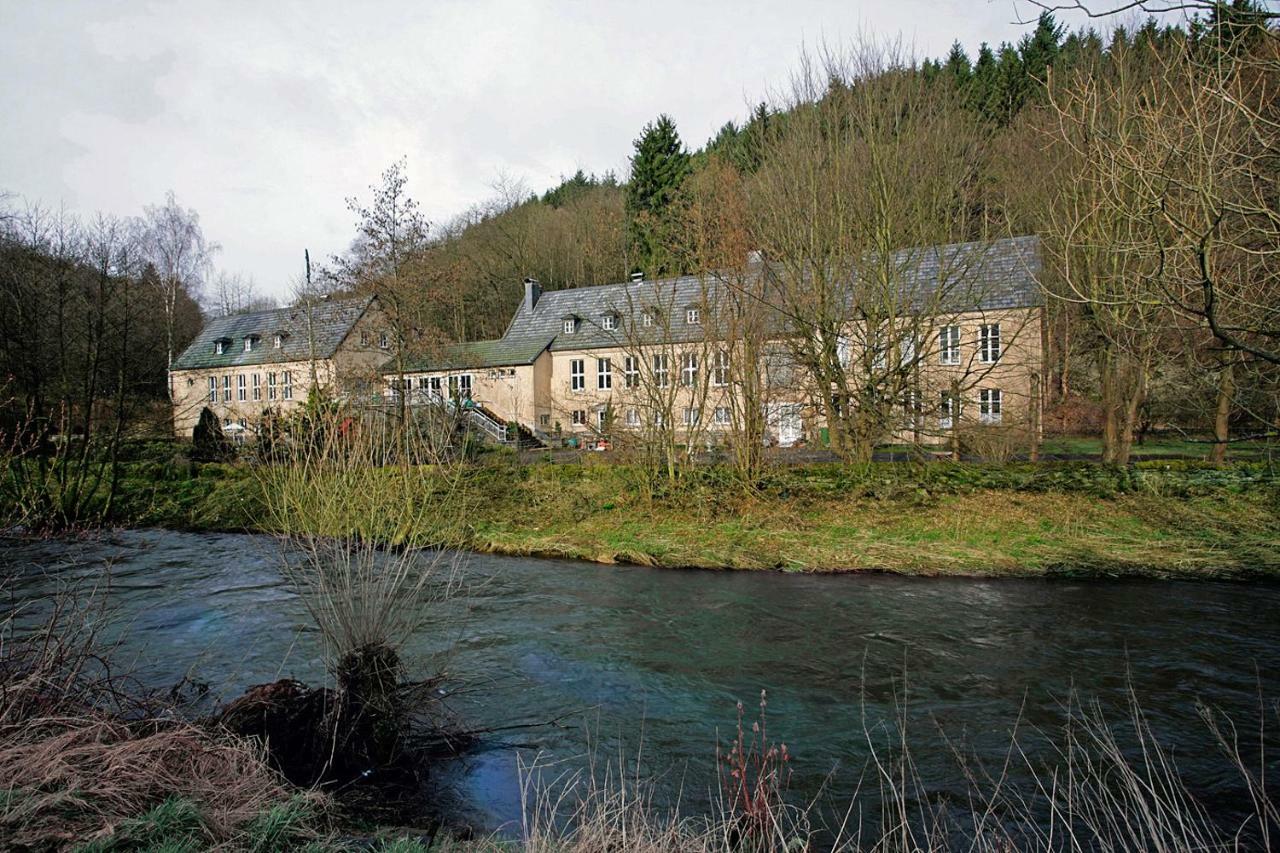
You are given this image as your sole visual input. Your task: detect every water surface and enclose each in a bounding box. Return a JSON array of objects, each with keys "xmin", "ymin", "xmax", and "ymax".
[{"xmin": 3, "ymin": 529, "xmax": 1278, "ymax": 836}]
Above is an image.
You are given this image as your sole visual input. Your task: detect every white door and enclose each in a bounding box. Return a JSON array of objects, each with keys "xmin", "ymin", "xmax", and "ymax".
[{"xmin": 768, "ymin": 404, "xmax": 803, "ymax": 447}]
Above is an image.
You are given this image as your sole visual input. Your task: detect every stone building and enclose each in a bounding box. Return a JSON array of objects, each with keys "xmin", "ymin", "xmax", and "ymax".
[
  {"xmin": 169, "ymin": 296, "xmax": 390, "ymax": 438},
  {"xmin": 386, "ymin": 235, "xmax": 1047, "ymax": 451}
]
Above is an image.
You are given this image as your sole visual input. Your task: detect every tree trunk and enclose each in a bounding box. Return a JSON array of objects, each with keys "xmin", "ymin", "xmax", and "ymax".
[{"xmin": 1210, "ymin": 358, "xmax": 1235, "ymax": 467}]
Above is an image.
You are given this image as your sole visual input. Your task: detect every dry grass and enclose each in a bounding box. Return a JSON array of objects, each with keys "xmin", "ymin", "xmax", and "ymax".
[{"xmin": 0, "ymin": 588, "xmax": 310, "ymax": 851}]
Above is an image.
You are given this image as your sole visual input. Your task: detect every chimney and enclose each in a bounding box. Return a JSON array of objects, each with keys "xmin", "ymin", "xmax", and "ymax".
[
  {"xmin": 630, "ymin": 271, "xmax": 644, "ymax": 283},
  {"xmin": 523, "ymin": 277, "xmax": 541, "ymax": 312}
]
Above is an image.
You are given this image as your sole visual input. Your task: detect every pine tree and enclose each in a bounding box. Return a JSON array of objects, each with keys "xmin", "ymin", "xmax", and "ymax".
[
  {"xmin": 626, "ymin": 114, "xmax": 690, "ymax": 276},
  {"xmin": 943, "ymin": 41, "xmax": 973, "ymax": 92},
  {"xmin": 1018, "ymin": 11, "xmax": 1064, "ymax": 107},
  {"xmin": 969, "ymin": 43, "xmax": 999, "ymax": 119}
]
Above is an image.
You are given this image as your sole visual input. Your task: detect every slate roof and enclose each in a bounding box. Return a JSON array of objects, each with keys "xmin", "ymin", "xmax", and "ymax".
[
  {"xmin": 171, "ymin": 296, "xmax": 373, "ymax": 371},
  {"xmin": 392, "ymin": 235, "xmax": 1042, "ymax": 373}
]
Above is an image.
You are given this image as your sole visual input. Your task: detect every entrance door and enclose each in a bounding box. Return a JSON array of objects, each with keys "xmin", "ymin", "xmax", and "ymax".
[{"xmin": 768, "ymin": 403, "xmax": 803, "ymax": 447}]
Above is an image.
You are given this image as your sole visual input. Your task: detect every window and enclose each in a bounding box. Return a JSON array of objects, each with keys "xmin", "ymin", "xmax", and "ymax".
[
  {"xmin": 712, "ymin": 350, "xmax": 730, "ymax": 386},
  {"xmin": 653, "ymin": 354, "xmax": 670, "ymax": 388},
  {"xmin": 540, "ymin": 414, "xmax": 550, "ymax": 428},
  {"xmin": 714, "ymin": 406, "xmax": 731, "ymax": 426},
  {"xmin": 207, "ymin": 377, "xmax": 217, "ymax": 403},
  {"xmin": 237, "ymin": 374, "xmax": 246, "ymax": 401},
  {"xmin": 570, "ymin": 359, "xmax": 585, "ymax": 392},
  {"xmin": 243, "ymin": 337, "xmax": 255, "ymax": 353},
  {"xmin": 563, "ymin": 318, "xmax": 576, "ymax": 334},
  {"xmin": 267, "ymin": 372, "xmax": 277, "ymax": 400},
  {"xmin": 459, "ymin": 374, "xmax": 472, "ymax": 398},
  {"xmin": 430, "ymin": 376, "xmax": 442, "ymax": 397},
  {"xmin": 940, "ymin": 390, "xmax": 960, "ymax": 430},
  {"xmin": 899, "ymin": 336, "xmax": 917, "ymax": 366},
  {"xmin": 379, "ymin": 332, "xmax": 389, "ymax": 349},
  {"xmin": 979, "ymin": 324, "xmax": 1001, "ymax": 363},
  {"xmin": 686, "ymin": 307, "xmax": 701, "ymax": 325},
  {"xmin": 222, "ymin": 375, "xmax": 231, "ymax": 402},
  {"xmin": 214, "ymin": 340, "xmax": 226, "ymax": 355},
  {"xmin": 571, "ymin": 409, "xmax": 587, "ymax": 426},
  {"xmin": 980, "ymin": 388, "xmax": 1002, "ymax": 424},
  {"xmin": 653, "ymin": 410, "xmax": 666, "ymax": 429},
  {"xmin": 624, "ymin": 356, "xmax": 640, "ymax": 388},
  {"xmin": 282, "ymin": 371, "xmax": 293, "ymax": 400},
  {"xmin": 252, "ymin": 373, "xmax": 261, "ymax": 401},
  {"xmin": 273, "ymin": 334, "xmax": 284, "ymax": 349},
  {"xmin": 601, "ymin": 314, "xmax": 617, "ymax": 331},
  {"xmin": 597, "ymin": 409, "xmax": 608, "ymax": 431},
  {"xmin": 681, "ymin": 353, "xmax": 698, "ymax": 387},
  {"xmin": 625, "ymin": 408, "xmax": 640, "ymax": 427},
  {"xmin": 682, "ymin": 407, "xmax": 700, "ymax": 426},
  {"xmin": 642, "ymin": 310, "xmax": 655, "ymax": 328},
  {"xmin": 939, "ymin": 325, "xmax": 961, "ymax": 365},
  {"xmin": 597, "ymin": 358, "xmax": 612, "ymax": 390},
  {"xmin": 836, "ymin": 335, "xmax": 852, "ymax": 369}
]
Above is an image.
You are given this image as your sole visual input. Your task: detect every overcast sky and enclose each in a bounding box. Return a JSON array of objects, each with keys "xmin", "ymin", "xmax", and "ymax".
[{"xmin": 2, "ymin": 1, "xmax": 1157, "ymax": 300}]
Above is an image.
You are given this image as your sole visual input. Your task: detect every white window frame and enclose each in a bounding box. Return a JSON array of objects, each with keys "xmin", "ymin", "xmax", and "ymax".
[
  {"xmin": 563, "ymin": 318, "xmax": 576, "ymax": 335},
  {"xmin": 980, "ymin": 388, "xmax": 1002, "ymax": 424},
  {"xmin": 207, "ymin": 377, "xmax": 217, "ymax": 403},
  {"xmin": 273, "ymin": 334, "xmax": 284, "ymax": 349},
  {"xmin": 596, "ymin": 409, "xmax": 608, "ymax": 431},
  {"xmin": 940, "ymin": 390, "xmax": 959, "ymax": 430},
  {"xmin": 459, "ymin": 374, "xmax": 473, "ymax": 398},
  {"xmin": 681, "ymin": 352, "xmax": 698, "ymax": 387},
  {"xmin": 282, "ymin": 370, "xmax": 293, "ymax": 400},
  {"xmin": 214, "ymin": 340, "xmax": 226, "ymax": 355},
  {"xmin": 360, "ymin": 331, "xmax": 369, "ymax": 346},
  {"xmin": 653, "ymin": 354, "xmax": 670, "ymax": 388},
  {"xmin": 268, "ymin": 372, "xmax": 277, "ymax": 400},
  {"xmin": 712, "ymin": 350, "xmax": 729, "ymax": 387},
  {"xmin": 243, "ymin": 337, "xmax": 255, "ymax": 353},
  {"xmin": 430, "ymin": 376, "xmax": 443, "ymax": 398},
  {"xmin": 642, "ymin": 311, "xmax": 654, "ymax": 328},
  {"xmin": 572, "ymin": 409, "xmax": 587, "ymax": 426},
  {"xmin": 682, "ymin": 406, "xmax": 700, "ymax": 426},
  {"xmin": 601, "ymin": 314, "xmax": 617, "ymax": 331},
  {"xmin": 624, "ymin": 356, "xmax": 640, "ymax": 388},
  {"xmin": 222, "ymin": 375, "xmax": 231, "ymax": 402},
  {"xmin": 625, "ymin": 408, "xmax": 640, "ymax": 427},
  {"xmin": 979, "ymin": 323, "xmax": 1001, "ymax": 364},
  {"xmin": 379, "ymin": 331, "xmax": 390, "ymax": 350},
  {"xmin": 252, "ymin": 373, "xmax": 261, "ymax": 401},
  {"xmin": 570, "ymin": 359, "xmax": 585, "ymax": 392},
  {"xmin": 686, "ymin": 307, "xmax": 701, "ymax": 325},
  {"xmin": 939, "ymin": 325, "xmax": 961, "ymax": 365},
  {"xmin": 237, "ymin": 374, "xmax": 246, "ymax": 401},
  {"xmin": 836, "ymin": 334, "xmax": 852, "ymax": 369},
  {"xmin": 713, "ymin": 406, "xmax": 731, "ymax": 426},
  {"xmin": 597, "ymin": 357, "xmax": 612, "ymax": 390}
]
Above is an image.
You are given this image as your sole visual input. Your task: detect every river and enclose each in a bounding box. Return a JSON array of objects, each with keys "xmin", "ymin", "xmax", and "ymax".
[{"xmin": 3, "ymin": 529, "xmax": 1278, "ymax": 840}]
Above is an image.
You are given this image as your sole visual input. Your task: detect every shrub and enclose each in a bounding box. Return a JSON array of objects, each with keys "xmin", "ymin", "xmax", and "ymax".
[{"xmin": 191, "ymin": 407, "xmax": 233, "ymax": 463}]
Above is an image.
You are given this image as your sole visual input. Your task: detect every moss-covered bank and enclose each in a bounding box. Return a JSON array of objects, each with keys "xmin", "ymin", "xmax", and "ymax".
[{"xmin": 92, "ymin": 452, "xmax": 1280, "ymax": 579}]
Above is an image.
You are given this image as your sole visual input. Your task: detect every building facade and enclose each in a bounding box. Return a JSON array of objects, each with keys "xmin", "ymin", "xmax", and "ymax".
[
  {"xmin": 387, "ymin": 236, "xmax": 1047, "ymax": 450},
  {"xmin": 169, "ymin": 296, "xmax": 391, "ymax": 438}
]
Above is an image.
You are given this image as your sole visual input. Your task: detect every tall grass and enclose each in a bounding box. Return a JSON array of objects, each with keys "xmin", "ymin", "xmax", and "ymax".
[{"xmin": 456, "ymin": 687, "xmax": 1279, "ymax": 853}]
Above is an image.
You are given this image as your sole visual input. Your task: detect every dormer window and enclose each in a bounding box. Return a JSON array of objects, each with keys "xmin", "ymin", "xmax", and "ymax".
[
  {"xmin": 642, "ymin": 310, "xmax": 656, "ymax": 328},
  {"xmin": 562, "ymin": 316, "xmax": 578, "ymax": 335},
  {"xmin": 273, "ymin": 332, "xmax": 287, "ymax": 349},
  {"xmin": 243, "ymin": 335, "xmax": 259, "ymax": 353},
  {"xmin": 214, "ymin": 338, "xmax": 230, "ymax": 355},
  {"xmin": 686, "ymin": 307, "xmax": 701, "ymax": 325},
  {"xmin": 601, "ymin": 313, "xmax": 618, "ymax": 331}
]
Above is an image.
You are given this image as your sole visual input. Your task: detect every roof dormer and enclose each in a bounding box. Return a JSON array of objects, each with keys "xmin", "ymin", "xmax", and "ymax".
[
  {"xmin": 243, "ymin": 334, "xmax": 260, "ymax": 353},
  {"xmin": 600, "ymin": 310, "xmax": 620, "ymax": 332},
  {"xmin": 561, "ymin": 314, "xmax": 580, "ymax": 335},
  {"xmin": 272, "ymin": 330, "xmax": 289, "ymax": 349},
  {"xmin": 213, "ymin": 337, "xmax": 232, "ymax": 355}
]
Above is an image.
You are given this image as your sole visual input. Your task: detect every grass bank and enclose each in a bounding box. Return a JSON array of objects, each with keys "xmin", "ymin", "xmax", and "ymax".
[{"xmin": 95, "ymin": 448, "xmax": 1280, "ymax": 579}]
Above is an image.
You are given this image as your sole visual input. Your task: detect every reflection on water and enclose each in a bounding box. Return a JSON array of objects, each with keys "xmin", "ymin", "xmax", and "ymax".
[{"xmin": 3, "ymin": 529, "xmax": 1279, "ymax": 836}]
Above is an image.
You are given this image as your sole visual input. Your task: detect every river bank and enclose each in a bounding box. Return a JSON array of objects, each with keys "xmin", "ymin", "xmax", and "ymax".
[{"xmin": 96, "ymin": 451, "xmax": 1280, "ymax": 578}]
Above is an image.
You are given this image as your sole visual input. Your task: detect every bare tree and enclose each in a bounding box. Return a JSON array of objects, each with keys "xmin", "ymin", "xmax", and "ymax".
[
  {"xmin": 210, "ymin": 271, "xmax": 276, "ymax": 317},
  {"xmin": 142, "ymin": 191, "xmax": 217, "ymax": 383}
]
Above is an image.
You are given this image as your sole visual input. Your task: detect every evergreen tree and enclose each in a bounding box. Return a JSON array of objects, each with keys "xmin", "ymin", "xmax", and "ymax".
[
  {"xmin": 626, "ymin": 114, "xmax": 690, "ymax": 276},
  {"xmin": 1017, "ymin": 11, "xmax": 1064, "ymax": 106},
  {"xmin": 969, "ymin": 43, "xmax": 999, "ymax": 118},
  {"xmin": 943, "ymin": 41, "xmax": 973, "ymax": 92},
  {"xmin": 192, "ymin": 407, "xmax": 232, "ymax": 462}
]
